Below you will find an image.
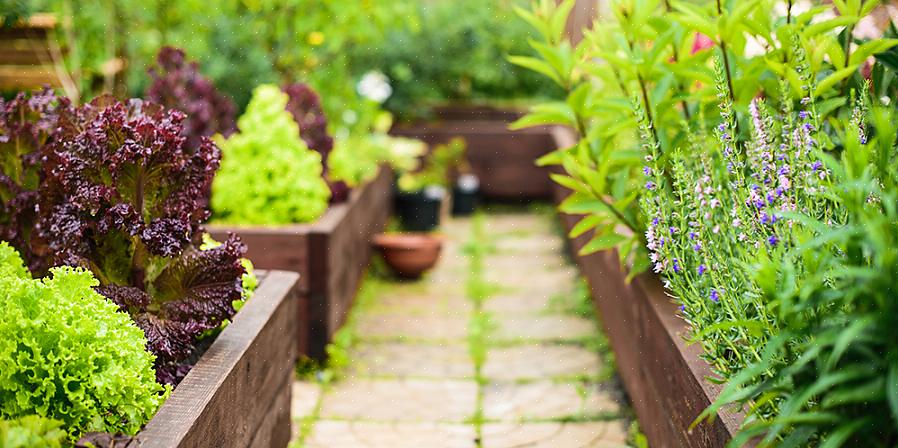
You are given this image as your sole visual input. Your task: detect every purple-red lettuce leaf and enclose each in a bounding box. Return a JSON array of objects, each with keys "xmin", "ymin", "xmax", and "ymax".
[
  {"xmin": 282, "ymin": 83, "xmax": 349, "ymax": 202},
  {"xmin": 0, "ymin": 88, "xmax": 69, "ymax": 272},
  {"xmin": 146, "ymin": 47, "xmax": 237, "ymax": 150},
  {"xmin": 39, "ymin": 95, "xmax": 246, "ymax": 385}
]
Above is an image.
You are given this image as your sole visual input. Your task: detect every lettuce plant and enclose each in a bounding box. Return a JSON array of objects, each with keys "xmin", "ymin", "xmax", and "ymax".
[
  {"xmin": 282, "ymin": 82, "xmax": 350, "ymax": 202},
  {"xmin": 212, "ymin": 84, "xmax": 330, "ymax": 225},
  {"xmin": 145, "ymin": 47, "xmax": 237, "ymax": 149},
  {"xmin": 0, "ymin": 88, "xmax": 70, "ymax": 273},
  {"xmin": 0, "ymin": 416, "xmax": 67, "ymax": 448},
  {"xmin": 0, "ymin": 243, "xmax": 166, "ymax": 440},
  {"xmin": 38, "ymin": 96, "xmax": 247, "ymax": 385}
]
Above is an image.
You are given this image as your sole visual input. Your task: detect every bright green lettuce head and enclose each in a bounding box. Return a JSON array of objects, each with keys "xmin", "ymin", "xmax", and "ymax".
[
  {"xmin": 211, "ymin": 84, "xmax": 331, "ymax": 225},
  {"xmin": 0, "ymin": 243, "xmax": 167, "ymax": 440},
  {"xmin": 0, "ymin": 416, "xmax": 67, "ymax": 448}
]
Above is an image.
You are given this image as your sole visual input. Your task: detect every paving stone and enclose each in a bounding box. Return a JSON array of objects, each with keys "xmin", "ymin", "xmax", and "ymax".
[
  {"xmin": 304, "ymin": 421, "xmax": 476, "ymax": 448},
  {"xmin": 493, "ymin": 314, "xmax": 596, "ymax": 342},
  {"xmin": 484, "ymin": 267, "xmax": 578, "ymax": 292},
  {"xmin": 348, "ymin": 342, "xmax": 475, "ymax": 378},
  {"xmin": 484, "ymin": 292, "xmax": 555, "ymax": 314},
  {"xmin": 319, "ymin": 379, "xmax": 478, "ymax": 422},
  {"xmin": 355, "ymin": 313, "xmax": 469, "ymax": 341},
  {"xmin": 482, "ymin": 214, "xmax": 553, "ymax": 236},
  {"xmin": 492, "ymin": 236, "xmax": 564, "ymax": 255},
  {"xmin": 481, "ymin": 421, "xmax": 629, "ymax": 448},
  {"xmin": 292, "ymin": 381, "xmax": 321, "ymax": 419},
  {"xmin": 483, "ymin": 254, "xmax": 569, "ymax": 273},
  {"xmin": 483, "ymin": 345, "xmax": 602, "ymax": 381},
  {"xmin": 370, "ymin": 293, "xmax": 472, "ymax": 317},
  {"xmin": 483, "ymin": 381, "xmax": 621, "ymax": 421}
]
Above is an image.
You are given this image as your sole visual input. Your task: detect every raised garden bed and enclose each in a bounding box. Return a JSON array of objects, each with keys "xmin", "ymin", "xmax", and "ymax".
[
  {"xmin": 208, "ymin": 166, "xmax": 393, "ymax": 358},
  {"xmin": 128, "ymin": 269, "xmax": 301, "ymax": 448},
  {"xmin": 390, "ymin": 105, "xmax": 555, "ymax": 200},
  {"xmin": 549, "ymin": 127, "xmax": 740, "ymax": 448}
]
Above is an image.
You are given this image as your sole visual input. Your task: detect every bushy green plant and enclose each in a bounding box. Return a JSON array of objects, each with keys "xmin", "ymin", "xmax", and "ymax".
[
  {"xmin": 212, "ymin": 84, "xmax": 330, "ymax": 225},
  {"xmin": 517, "ymin": 0, "xmax": 898, "ymax": 444},
  {"xmin": 0, "ymin": 416, "xmax": 66, "ymax": 448},
  {"xmin": 700, "ymin": 104, "xmax": 898, "ymax": 447},
  {"xmin": 514, "ymin": 0, "xmax": 898, "ymax": 277},
  {"xmin": 0, "ymin": 242, "xmax": 167, "ymax": 440},
  {"xmin": 349, "ymin": 0, "xmax": 561, "ymax": 118}
]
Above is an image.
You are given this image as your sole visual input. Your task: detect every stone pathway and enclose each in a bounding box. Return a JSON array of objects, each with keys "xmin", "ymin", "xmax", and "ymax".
[{"xmin": 290, "ymin": 212, "xmax": 633, "ymax": 447}]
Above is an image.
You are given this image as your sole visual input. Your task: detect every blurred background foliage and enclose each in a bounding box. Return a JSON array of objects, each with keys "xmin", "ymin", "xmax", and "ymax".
[{"xmin": 3, "ymin": 0, "xmax": 557, "ymax": 123}]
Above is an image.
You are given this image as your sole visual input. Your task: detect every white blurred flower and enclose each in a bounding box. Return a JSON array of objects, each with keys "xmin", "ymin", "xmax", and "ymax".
[
  {"xmin": 775, "ymin": 0, "xmax": 812, "ymax": 18},
  {"xmin": 357, "ymin": 71, "xmax": 392, "ymax": 103},
  {"xmin": 744, "ymin": 34, "xmax": 768, "ymax": 58}
]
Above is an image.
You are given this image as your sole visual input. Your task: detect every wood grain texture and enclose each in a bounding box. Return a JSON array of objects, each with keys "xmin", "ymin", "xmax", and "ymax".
[
  {"xmin": 129, "ymin": 270, "xmax": 300, "ymax": 448},
  {"xmin": 390, "ymin": 112, "xmax": 555, "ymax": 200},
  {"xmin": 208, "ymin": 167, "xmax": 393, "ymax": 358},
  {"xmin": 550, "ymin": 126, "xmax": 740, "ymax": 447}
]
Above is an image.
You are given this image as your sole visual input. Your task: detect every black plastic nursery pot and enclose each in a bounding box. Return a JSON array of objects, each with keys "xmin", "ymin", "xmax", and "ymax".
[
  {"xmin": 451, "ymin": 187, "xmax": 478, "ymax": 216},
  {"xmin": 395, "ymin": 189, "xmax": 442, "ymax": 232}
]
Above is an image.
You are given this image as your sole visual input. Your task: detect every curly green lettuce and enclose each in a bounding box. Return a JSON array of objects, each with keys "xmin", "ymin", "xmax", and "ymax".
[
  {"xmin": 0, "ymin": 416, "xmax": 66, "ymax": 448},
  {"xmin": 0, "ymin": 243, "xmax": 167, "ymax": 440},
  {"xmin": 212, "ymin": 84, "xmax": 330, "ymax": 224}
]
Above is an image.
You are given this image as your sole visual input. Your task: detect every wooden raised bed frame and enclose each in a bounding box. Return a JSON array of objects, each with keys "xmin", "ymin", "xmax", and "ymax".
[
  {"xmin": 390, "ymin": 104, "xmax": 555, "ymax": 200},
  {"xmin": 208, "ymin": 167, "xmax": 393, "ymax": 358},
  {"xmin": 131, "ymin": 270, "xmax": 300, "ymax": 448},
  {"xmin": 549, "ymin": 127, "xmax": 740, "ymax": 447}
]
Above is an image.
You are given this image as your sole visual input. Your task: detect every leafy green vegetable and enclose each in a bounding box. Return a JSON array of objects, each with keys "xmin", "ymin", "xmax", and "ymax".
[
  {"xmin": 0, "ymin": 242, "xmax": 167, "ymax": 440},
  {"xmin": 0, "ymin": 416, "xmax": 67, "ymax": 448},
  {"xmin": 212, "ymin": 85, "xmax": 331, "ymax": 225}
]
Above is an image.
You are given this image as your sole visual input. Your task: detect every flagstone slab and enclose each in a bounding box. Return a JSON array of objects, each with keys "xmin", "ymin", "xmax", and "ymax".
[
  {"xmin": 493, "ymin": 314, "xmax": 596, "ymax": 342},
  {"xmin": 483, "ymin": 345, "xmax": 602, "ymax": 381},
  {"xmin": 348, "ymin": 342, "xmax": 475, "ymax": 378},
  {"xmin": 291, "ymin": 381, "xmax": 321, "ymax": 420},
  {"xmin": 482, "ymin": 381, "xmax": 621, "ymax": 421},
  {"xmin": 370, "ymin": 293, "xmax": 472, "ymax": 317},
  {"xmin": 480, "ymin": 421, "xmax": 629, "ymax": 448},
  {"xmin": 304, "ymin": 421, "xmax": 476, "ymax": 448},
  {"xmin": 318, "ymin": 379, "xmax": 478, "ymax": 422},
  {"xmin": 355, "ymin": 313, "xmax": 469, "ymax": 341}
]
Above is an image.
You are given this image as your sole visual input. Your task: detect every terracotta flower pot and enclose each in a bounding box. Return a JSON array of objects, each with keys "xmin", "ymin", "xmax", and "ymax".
[{"xmin": 373, "ymin": 233, "xmax": 443, "ymax": 278}]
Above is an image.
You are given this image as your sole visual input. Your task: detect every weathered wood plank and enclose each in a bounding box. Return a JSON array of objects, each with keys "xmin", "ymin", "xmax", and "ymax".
[{"xmin": 130, "ymin": 270, "xmax": 300, "ymax": 448}]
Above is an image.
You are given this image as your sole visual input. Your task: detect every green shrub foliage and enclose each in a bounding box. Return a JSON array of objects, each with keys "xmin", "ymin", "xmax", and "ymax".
[
  {"xmin": 212, "ymin": 84, "xmax": 330, "ymax": 225},
  {"xmin": 0, "ymin": 243, "xmax": 166, "ymax": 440}
]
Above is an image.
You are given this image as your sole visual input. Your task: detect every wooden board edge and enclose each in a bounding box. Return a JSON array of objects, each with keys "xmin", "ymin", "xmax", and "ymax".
[{"xmin": 132, "ymin": 270, "xmax": 300, "ymax": 447}]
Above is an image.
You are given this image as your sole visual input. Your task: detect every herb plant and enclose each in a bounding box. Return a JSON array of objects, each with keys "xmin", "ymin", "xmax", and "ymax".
[
  {"xmin": 212, "ymin": 84, "xmax": 330, "ymax": 225},
  {"xmin": 0, "ymin": 243, "xmax": 166, "ymax": 440},
  {"xmin": 145, "ymin": 46, "xmax": 237, "ymax": 149},
  {"xmin": 38, "ymin": 96, "xmax": 248, "ymax": 385},
  {"xmin": 517, "ymin": 0, "xmax": 898, "ymax": 444}
]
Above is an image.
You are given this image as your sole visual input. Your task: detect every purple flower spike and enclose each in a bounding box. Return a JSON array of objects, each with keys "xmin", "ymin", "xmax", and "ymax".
[
  {"xmin": 672, "ymin": 258, "xmax": 681, "ymax": 274},
  {"xmin": 643, "ymin": 166, "xmax": 652, "ymax": 176},
  {"xmin": 697, "ymin": 264, "xmax": 706, "ymax": 275},
  {"xmin": 767, "ymin": 235, "xmax": 779, "ymax": 246},
  {"xmin": 645, "ymin": 181, "xmax": 656, "ymax": 190},
  {"xmin": 710, "ymin": 289, "xmax": 720, "ymax": 303}
]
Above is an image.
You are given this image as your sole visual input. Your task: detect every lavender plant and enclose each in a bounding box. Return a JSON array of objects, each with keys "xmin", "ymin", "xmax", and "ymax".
[
  {"xmin": 698, "ymin": 101, "xmax": 898, "ymax": 447},
  {"xmin": 638, "ymin": 49, "xmax": 836, "ymax": 379}
]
